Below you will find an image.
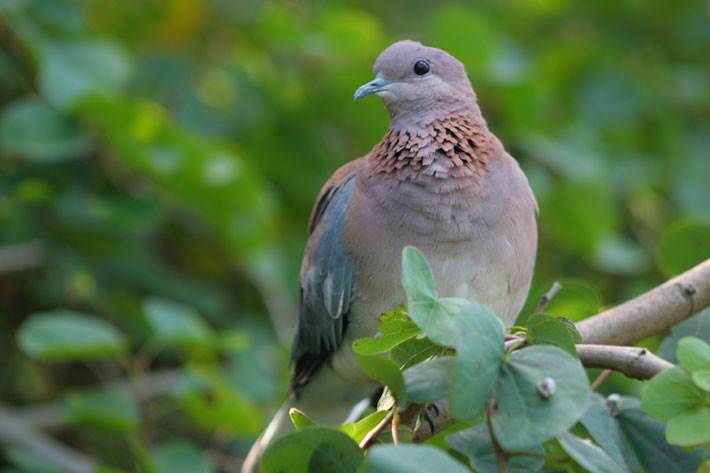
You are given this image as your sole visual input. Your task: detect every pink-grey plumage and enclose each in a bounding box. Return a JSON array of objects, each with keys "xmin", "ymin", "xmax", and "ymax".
[{"xmin": 242, "ymin": 40, "xmax": 538, "ymax": 473}]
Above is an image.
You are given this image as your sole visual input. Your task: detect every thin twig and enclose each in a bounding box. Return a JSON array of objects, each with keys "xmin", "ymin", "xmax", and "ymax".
[
  {"xmin": 504, "ymin": 335, "xmax": 526, "ymax": 351},
  {"xmin": 359, "ymin": 410, "xmax": 394, "ymax": 450},
  {"xmin": 590, "ymin": 369, "xmax": 613, "ymax": 391},
  {"xmin": 486, "ymin": 399, "xmax": 507, "ymax": 473},
  {"xmin": 534, "ymin": 281, "xmax": 562, "ymax": 314},
  {"xmin": 391, "ymin": 410, "xmax": 400, "ymax": 445}
]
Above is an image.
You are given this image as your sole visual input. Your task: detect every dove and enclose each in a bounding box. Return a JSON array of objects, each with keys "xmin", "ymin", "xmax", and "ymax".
[{"xmin": 242, "ymin": 40, "xmax": 537, "ymax": 472}]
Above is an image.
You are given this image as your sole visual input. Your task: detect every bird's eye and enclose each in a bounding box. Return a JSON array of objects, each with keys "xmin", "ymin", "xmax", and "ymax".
[{"xmin": 413, "ymin": 60, "xmax": 430, "ymax": 75}]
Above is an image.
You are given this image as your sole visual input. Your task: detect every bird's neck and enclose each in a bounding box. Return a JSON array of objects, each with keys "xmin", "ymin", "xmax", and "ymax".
[{"xmin": 366, "ymin": 111, "xmax": 503, "ymax": 180}]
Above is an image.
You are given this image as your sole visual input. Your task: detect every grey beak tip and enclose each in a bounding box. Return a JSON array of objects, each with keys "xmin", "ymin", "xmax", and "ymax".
[{"xmin": 353, "ymin": 78, "xmax": 392, "ymax": 102}]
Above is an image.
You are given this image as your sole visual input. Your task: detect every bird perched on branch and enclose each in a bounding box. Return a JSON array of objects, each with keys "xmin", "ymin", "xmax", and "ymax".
[{"xmin": 242, "ymin": 40, "xmax": 538, "ymax": 472}]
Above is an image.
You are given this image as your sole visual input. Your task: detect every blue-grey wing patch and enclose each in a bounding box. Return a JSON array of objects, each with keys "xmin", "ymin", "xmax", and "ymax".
[{"xmin": 290, "ymin": 175, "xmax": 356, "ymax": 394}]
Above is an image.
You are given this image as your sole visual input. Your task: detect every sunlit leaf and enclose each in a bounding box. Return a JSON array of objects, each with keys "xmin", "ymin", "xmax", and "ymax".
[
  {"xmin": 676, "ymin": 336, "xmax": 710, "ymax": 373},
  {"xmin": 665, "ymin": 407, "xmax": 710, "ymax": 447},
  {"xmin": 353, "ymin": 310, "xmax": 420, "ymax": 355},
  {"xmin": 640, "ymin": 367, "xmax": 704, "ymax": 420},
  {"xmin": 17, "ymin": 311, "xmax": 127, "ymax": 361},
  {"xmin": 339, "ymin": 410, "xmax": 388, "ymax": 444},
  {"xmin": 290, "ymin": 408, "xmax": 317, "ymax": 430}
]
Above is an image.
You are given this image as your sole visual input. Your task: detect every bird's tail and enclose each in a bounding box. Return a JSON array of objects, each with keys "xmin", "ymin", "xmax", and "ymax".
[{"xmin": 241, "ymin": 400, "xmax": 294, "ymax": 473}]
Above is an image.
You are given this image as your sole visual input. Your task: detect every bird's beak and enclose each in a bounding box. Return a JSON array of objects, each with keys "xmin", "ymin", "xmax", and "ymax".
[{"xmin": 353, "ymin": 77, "xmax": 394, "ymax": 100}]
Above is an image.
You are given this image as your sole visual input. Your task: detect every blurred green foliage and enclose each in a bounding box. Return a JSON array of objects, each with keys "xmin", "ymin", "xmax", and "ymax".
[{"xmin": 0, "ymin": 0, "xmax": 709, "ymax": 471}]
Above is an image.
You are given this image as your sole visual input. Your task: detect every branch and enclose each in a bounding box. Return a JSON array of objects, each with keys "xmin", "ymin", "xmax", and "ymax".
[
  {"xmin": 534, "ymin": 281, "xmax": 562, "ymax": 314},
  {"xmin": 410, "ymin": 259, "xmax": 710, "ymax": 443},
  {"xmin": 0, "ymin": 405, "xmax": 95, "ymax": 473},
  {"xmin": 359, "ymin": 410, "xmax": 394, "ymax": 449},
  {"xmin": 505, "ymin": 335, "xmax": 672, "ymax": 380},
  {"xmin": 576, "ymin": 344, "xmax": 673, "ymax": 379},
  {"xmin": 577, "ymin": 258, "xmax": 710, "ymax": 345}
]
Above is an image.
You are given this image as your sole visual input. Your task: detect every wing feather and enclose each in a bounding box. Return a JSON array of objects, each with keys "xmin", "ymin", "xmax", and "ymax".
[{"xmin": 290, "ymin": 160, "xmax": 361, "ymax": 394}]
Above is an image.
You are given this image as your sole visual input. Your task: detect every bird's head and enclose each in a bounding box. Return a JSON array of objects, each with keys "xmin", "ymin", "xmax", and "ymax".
[{"xmin": 354, "ymin": 40, "xmax": 478, "ymax": 126}]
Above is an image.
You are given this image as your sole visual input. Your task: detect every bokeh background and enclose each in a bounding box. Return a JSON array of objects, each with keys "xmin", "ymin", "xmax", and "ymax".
[{"xmin": 1, "ymin": 0, "xmax": 709, "ymax": 471}]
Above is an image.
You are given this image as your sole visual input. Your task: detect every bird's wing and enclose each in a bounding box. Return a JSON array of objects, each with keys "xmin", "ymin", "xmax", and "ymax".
[{"xmin": 290, "ymin": 159, "xmax": 362, "ymax": 394}]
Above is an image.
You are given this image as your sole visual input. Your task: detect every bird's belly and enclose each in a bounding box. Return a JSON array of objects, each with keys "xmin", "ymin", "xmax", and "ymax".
[{"xmin": 331, "ymin": 219, "xmax": 534, "ymax": 384}]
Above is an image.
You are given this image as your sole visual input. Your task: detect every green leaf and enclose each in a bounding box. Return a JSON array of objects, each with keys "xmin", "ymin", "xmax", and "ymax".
[
  {"xmin": 450, "ymin": 303, "xmax": 505, "ymax": 420},
  {"xmin": 144, "ymin": 297, "xmax": 214, "ymax": 349},
  {"xmin": 401, "ymin": 246, "xmax": 438, "ymax": 302},
  {"xmin": 656, "ymin": 220, "xmax": 710, "ymax": 277},
  {"xmin": 353, "ymin": 333, "xmax": 421, "ymax": 355},
  {"xmin": 64, "ymin": 389, "xmax": 139, "ymax": 432},
  {"xmin": 640, "ymin": 367, "xmax": 705, "ymax": 420},
  {"xmin": 376, "ymin": 306, "xmax": 414, "ymax": 333},
  {"xmin": 665, "ymin": 407, "xmax": 710, "ymax": 447},
  {"xmin": 617, "ymin": 403, "xmax": 702, "ymax": 473},
  {"xmin": 491, "ymin": 345, "xmax": 591, "ymax": 450},
  {"xmin": 557, "ymin": 432, "xmax": 628, "ymax": 473},
  {"xmin": 353, "ymin": 310, "xmax": 421, "ymax": 355},
  {"xmin": 290, "ymin": 408, "xmax": 317, "ymax": 430},
  {"xmin": 401, "ymin": 247, "xmax": 473, "ymax": 347},
  {"xmin": 38, "ymin": 40, "xmax": 131, "ymax": 109},
  {"xmin": 261, "ymin": 427, "xmax": 362, "ymax": 473},
  {"xmin": 692, "ymin": 371, "xmax": 710, "ymax": 390},
  {"xmin": 339, "ymin": 410, "xmax": 388, "ymax": 444},
  {"xmin": 356, "ymin": 354, "xmax": 405, "ymax": 401},
  {"xmin": 447, "ymin": 423, "xmax": 544, "ymax": 473},
  {"xmin": 526, "ymin": 313, "xmax": 581, "ymax": 356},
  {"xmin": 579, "ymin": 393, "xmax": 627, "ymax": 467},
  {"xmin": 359, "ymin": 444, "xmax": 469, "ymax": 473},
  {"xmin": 151, "ymin": 440, "xmax": 215, "ymax": 473},
  {"xmin": 406, "ymin": 297, "xmax": 469, "ymax": 348},
  {"xmin": 676, "ymin": 336, "xmax": 710, "ymax": 373},
  {"xmin": 391, "ymin": 337, "xmax": 441, "ymax": 369},
  {"xmin": 0, "ymin": 97, "xmax": 89, "ymax": 161},
  {"xmin": 403, "ymin": 357, "xmax": 454, "ymax": 403},
  {"xmin": 17, "ymin": 310, "xmax": 127, "ymax": 361}
]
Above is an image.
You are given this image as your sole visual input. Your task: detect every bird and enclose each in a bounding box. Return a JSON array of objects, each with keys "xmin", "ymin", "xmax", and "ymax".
[{"xmin": 241, "ymin": 39, "xmax": 538, "ymax": 472}]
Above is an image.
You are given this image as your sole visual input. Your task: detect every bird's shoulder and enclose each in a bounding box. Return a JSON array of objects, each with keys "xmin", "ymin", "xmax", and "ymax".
[{"xmin": 308, "ymin": 158, "xmax": 365, "ymax": 233}]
